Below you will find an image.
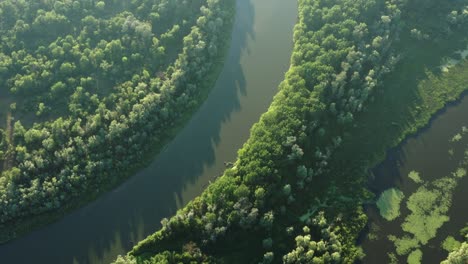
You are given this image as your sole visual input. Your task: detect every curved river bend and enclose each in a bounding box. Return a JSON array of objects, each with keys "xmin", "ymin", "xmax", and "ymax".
[{"xmin": 0, "ymin": 0, "xmax": 297, "ymax": 263}]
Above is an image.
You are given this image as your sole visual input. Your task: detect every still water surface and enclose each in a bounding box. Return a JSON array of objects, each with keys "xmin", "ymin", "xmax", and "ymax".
[
  {"xmin": 0, "ymin": 0, "xmax": 297, "ymax": 263},
  {"xmin": 362, "ymin": 94, "xmax": 468, "ymax": 263}
]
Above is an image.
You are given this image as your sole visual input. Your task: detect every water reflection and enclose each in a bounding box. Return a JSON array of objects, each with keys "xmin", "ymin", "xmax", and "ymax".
[
  {"xmin": 362, "ymin": 95, "xmax": 468, "ymax": 263},
  {"xmin": 0, "ymin": 0, "xmax": 297, "ymax": 263}
]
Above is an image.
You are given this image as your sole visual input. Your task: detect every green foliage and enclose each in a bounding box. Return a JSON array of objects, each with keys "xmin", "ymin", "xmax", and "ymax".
[
  {"xmin": 460, "ymin": 225, "xmax": 468, "ymax": 238},
  {"xmin": 442, "ymin": 236, "xmax": 462, "ymax": 252},
  {"xmin": 283, "ymin": 213, "xmax": 343, "ymax": 264},
  {"xmin": 402, "ymin": 185, "xmax": 451, "ymax": 244},
  {"xmin": 0, "ymin": 0, "xmax": 236, "ymax": 240},
  {"xmin": 407, "ymin": 249, "xmax": 422, "ymax": 264},
  {"xmin": 388, "ymin": 235, "xmax": 420, "ymax": 256},
  {"xmin": 376, "ymin": 188, "xmax": 405, "ymax": 221},
  {"xmin": 388, "ymin": 157, "xmax": 467, "ymax": 258},
  {"xmin": 453, "ymin": 168, "xmax": 466, "ymax": 178},
  {"xmin": 113, "ymin": 255, "xmax": 137, "ymax": 264},
  {"xmin": 408, "ymin": 171, "xmax": 423, "ymax": 183},
  {"xmin": 114, "ymin": 0, "xmax": 468, "ymax": 263},
  {"xmin": 388, "ymin": 252, "xmax": 398, "ymax": 264},
  {"xmin": 333, "ymin": 2, "xmax": 468, "ymax": 263},
  {"xmin": 114, "ymin": 0, "xmax": 415, "ymax": 261},
  {"xmin": 261, "ymin": 252, "xmax": 274, "ymax": 264},
  {"xmin": 441, "ymin": 242, "xmax": 468, "ymax": 264},
  {"xmin": 451, "ymin": 133, "xmax": 463, "ymax": 142}
]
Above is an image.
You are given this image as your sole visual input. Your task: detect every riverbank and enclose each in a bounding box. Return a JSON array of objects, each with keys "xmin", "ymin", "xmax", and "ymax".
[
  {"xmin": 0, "ymin": 0, "xmax": 298, "ymax": 262},
  {"xmin": 110, "ymin": 1, "xmax": 468, "ymax": 263},
  {"xmin": 332, "ymin": 29, "xmax": 468, "ymax": 264},
  {"xmin": 0, "ymin": 0, "xmax": 236, "ymax": 245},
  {"xmin": 329, "ymin": 36, "xmax": 468, "ymax": 262},
  {"xmin": 360, "ymin": 85, "xmax": 468, "ymax": 263},
  {"xmin": 117, "ymin": 0, "xmax": 406, "ymax": 262}
]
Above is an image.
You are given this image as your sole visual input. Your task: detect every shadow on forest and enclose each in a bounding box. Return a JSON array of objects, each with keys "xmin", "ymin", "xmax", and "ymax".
[
  {"xmin": 0, "ymin": 0, "xmax": 256, "ymax": 263},
  {"xmin": 355, "ymin": 12, "xmax": 468, "ymax": 263},
  {"xmin": 317, "ymin": 26, "xmax": 468, "ymax": 209},
  {"xmin": 361, "ymin": 92, "xmax": 468, "ymax": 264},
  {"xmin": 367, "ymin": 34, "xmax": 468, "ymax": 193}
]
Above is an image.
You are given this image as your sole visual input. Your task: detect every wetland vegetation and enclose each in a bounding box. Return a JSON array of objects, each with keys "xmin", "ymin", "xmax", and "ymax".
[
  {"xmin": 0, "ymin": 0, "xmax": 467, "ymax": 263},
  {"xmin": 113, "ymin": 0, "xmax": 468, "ymax": 263},
  {"xmin": 114, "ymin": 0, "xmax": 468, "ymax": 263}
]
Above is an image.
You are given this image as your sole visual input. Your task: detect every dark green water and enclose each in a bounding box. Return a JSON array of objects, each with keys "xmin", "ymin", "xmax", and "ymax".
[
  {"xmin": 0, "ymin": 0, "xmax": 297, "ymax": 263},
  {"xmin": 362, "ymin": 94, "xmax": 468, "ymax": 263}
]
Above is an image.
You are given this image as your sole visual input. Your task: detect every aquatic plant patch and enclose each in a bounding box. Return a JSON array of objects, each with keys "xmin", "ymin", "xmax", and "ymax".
[
  {"xmin": 407, "ymin": 249, "xmax": 422, "ymax": 264},
  {"xmin": 408, "ymin": 171, "xmax": 423, "ymax": 184},
  {"xmin": 442, "ymin": 236, "xmax": 462, "ymax": 252},
  {"xmin": 376, "ymin": 188, "xmax": 405, "ymax": 221},
  {"xmin": 387, "ymin": 150, "xmax": 468, "ymax": 259}
]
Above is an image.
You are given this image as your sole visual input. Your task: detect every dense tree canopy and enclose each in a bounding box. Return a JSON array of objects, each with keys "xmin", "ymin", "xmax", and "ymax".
[
  {"xmin": 114, "ymin": 0, "xmax": 407, "ymax": 262},
  {"xmin": 114, "ymin": 0, "xmax": 468, "ymax": 263},
  {"xmin": 0, "ymin": 0, "xmax": 235, "ymax": 239}
]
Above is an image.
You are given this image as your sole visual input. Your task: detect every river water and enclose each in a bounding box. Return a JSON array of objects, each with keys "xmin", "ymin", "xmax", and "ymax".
[
  {"xmin": 362, "ymin": 94, "xmax": 468, "ymax": 263},
  {"xmin": 0, "ymin": 0, "xmax": 297, "ymax": 263}
]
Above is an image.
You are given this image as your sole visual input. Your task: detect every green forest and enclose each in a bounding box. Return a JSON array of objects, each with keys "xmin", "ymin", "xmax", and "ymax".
[
  {"xmin": 0, "ymin": 0, "xmax": 467, "ymax": 263},
  {"xmin": 112, "ymin": 0, "xmax": 468, "ymax": 263},
  {"xmin": 0, "ymin": 0, "xmax": 235, "ymax": 242}
]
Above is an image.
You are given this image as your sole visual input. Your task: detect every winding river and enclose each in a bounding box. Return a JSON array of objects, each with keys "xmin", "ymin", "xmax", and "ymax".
[{"xmin": 0, "ymin": 0, "xmax": 297, "ymax": 263}]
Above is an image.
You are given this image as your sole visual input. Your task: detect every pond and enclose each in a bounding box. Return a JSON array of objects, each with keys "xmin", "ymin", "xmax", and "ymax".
[
  {"xmin": 361, "ymin": 94, "xmax": 468, "ymax": 263},
  {"xmin": 0, "ymin": 0, "xmax": 297, "ymax": 263}
]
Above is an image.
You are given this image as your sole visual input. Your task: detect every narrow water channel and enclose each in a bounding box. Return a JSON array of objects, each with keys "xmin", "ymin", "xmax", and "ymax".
[
  {"xmin": 0, "ymin": 0, "xmax": 297, "ymax": 263},
  {"xmin": 362, "ymin": 94, "xmax": 468, "ymax": 263}
]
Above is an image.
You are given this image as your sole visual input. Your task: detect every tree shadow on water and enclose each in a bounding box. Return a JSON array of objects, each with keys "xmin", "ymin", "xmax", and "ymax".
[{"xmin": 0, "ymin": 0, "xmax": 258, "ymax": 263}]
